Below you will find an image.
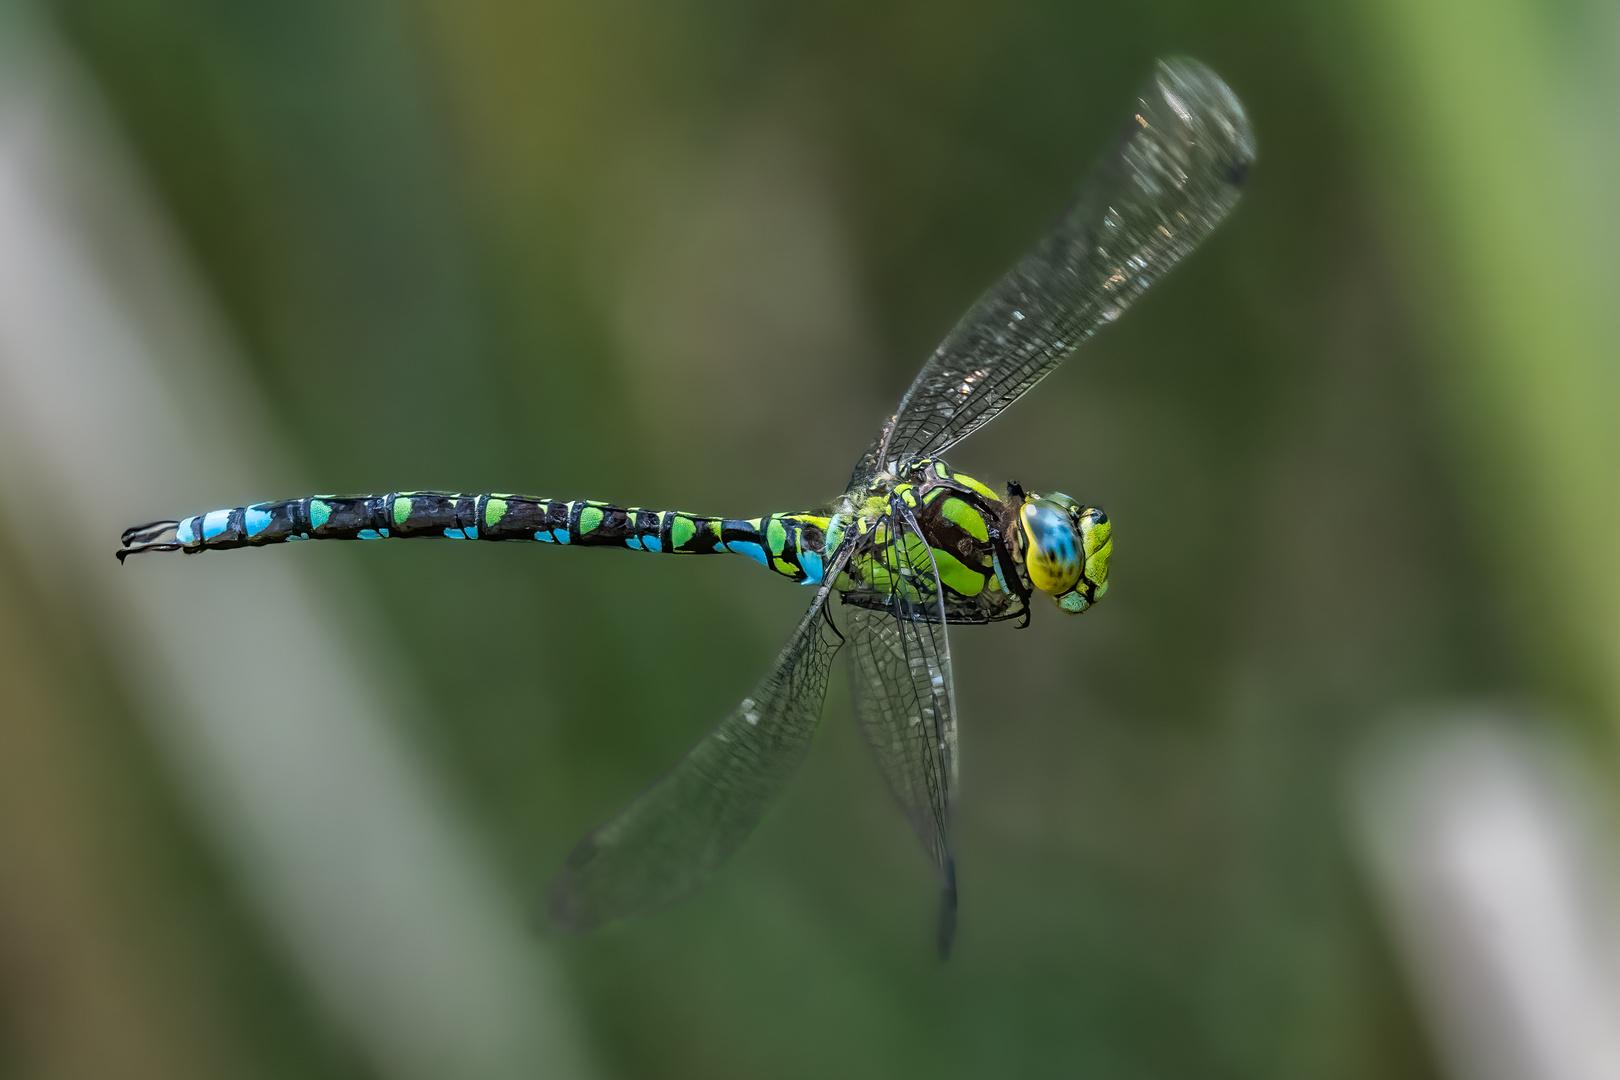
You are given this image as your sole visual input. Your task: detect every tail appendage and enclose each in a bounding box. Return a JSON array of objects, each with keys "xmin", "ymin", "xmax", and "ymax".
[{"xmin": 119, "ymin": 493, "xmax": 830, "ymax": 584}]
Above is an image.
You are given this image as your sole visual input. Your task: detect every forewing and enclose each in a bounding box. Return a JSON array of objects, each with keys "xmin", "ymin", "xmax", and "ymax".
[
  {"xmin": 550, "ymin": 572, "xmax": 847, "ymax": 932},
  {"xmin": 869, "ymin": 58, "xmax": 1254, "ymax": 471},
  {"xmin": 846, "ymin": 509, "xmax": 960, "ymax": 953}
]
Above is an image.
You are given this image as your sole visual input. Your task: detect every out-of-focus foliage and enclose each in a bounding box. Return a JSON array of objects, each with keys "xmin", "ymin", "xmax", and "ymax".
[{"xmin": 4, "ymin": 0, "xmax": 1617, "ymax": 1077}]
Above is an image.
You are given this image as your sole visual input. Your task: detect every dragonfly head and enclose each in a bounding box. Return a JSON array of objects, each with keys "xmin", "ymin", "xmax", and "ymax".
[{"xmin": 1016, "ymin": 492, "xmax": 1111, "ymax": 614}]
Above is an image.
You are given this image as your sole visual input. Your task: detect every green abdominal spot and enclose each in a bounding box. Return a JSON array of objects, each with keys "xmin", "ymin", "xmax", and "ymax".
[{"xmin": 671, "ymin": 515, "xmax": 696, "ymax": 550}]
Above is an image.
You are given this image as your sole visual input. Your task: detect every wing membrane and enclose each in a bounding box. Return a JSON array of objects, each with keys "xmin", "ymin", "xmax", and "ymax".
[
  {"xmin": 867, "ymin": 58, "xmax": 1254, "ymax": 474},
  {"xmin": 550, "ymin": 565, "xmax": 848, "ymax": 932},
  {"xmin": 847, "ymin": 508, "xmax": 960, "ymax": 955}
]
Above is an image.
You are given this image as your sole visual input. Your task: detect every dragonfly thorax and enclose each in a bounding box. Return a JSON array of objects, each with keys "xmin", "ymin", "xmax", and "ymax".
[
  {"xmin": 831, "ymin": 458, "xmax": 1030, "ymax": 624},
  {"xmin": 829, "ymin": 460, "xmax": 1110, "ymax": 623}
]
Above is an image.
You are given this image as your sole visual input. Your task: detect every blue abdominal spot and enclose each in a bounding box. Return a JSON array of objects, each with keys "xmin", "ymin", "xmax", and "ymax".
[
  {"xmin": 202, "ymin": 509, "xmax": 232, "ymax": 540},
  {"xmin": 727, "ymin": 540, "xmax": 769, "ymax": 566},
  {"xmin": 244, "ymin": 506, "xmax": 272, "ymax": 537},
  {"xmin": 799, "ymin": 550, "xmax": 823, "ymax": 584}
]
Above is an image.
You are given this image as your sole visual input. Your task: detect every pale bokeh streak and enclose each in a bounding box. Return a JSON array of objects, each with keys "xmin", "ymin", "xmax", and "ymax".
[
  {"xmin": 0, "ymin": 15, "xmax": 591, "ymax": 1080},
  {"xmin": 1354, "ymin": 719, "xmax": 1620, "ymax": 1080}
]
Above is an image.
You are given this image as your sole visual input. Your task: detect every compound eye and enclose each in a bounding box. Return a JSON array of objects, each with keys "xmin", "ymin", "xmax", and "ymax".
[
  {"xmin": 1019, "ymin": 502, "xmax": 1082, "ymax": 595},
  {"xmin": 1041, "ymin": 491, "xmax": 1082, "ymax": 514}
]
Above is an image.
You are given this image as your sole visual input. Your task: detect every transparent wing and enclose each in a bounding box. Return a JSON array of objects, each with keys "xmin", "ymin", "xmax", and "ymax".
[
  {"xmin": 549, "ymin": 563, "xmax": 849, "ymax": 932},
  {"xmin": 862, "ymin": 57, "xmax": 1254, "ymax": 478},
  {"xmin": 846, "ymin": 507, "xmax": 960, "ymax": 955}
]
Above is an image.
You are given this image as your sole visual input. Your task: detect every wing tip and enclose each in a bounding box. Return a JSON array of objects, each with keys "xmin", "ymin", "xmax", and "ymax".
[
  {"xmin": 936, "ymin": 859, "xmax": 959, "ymax": 960},
  {"xmin": 544, "ymin": 873, "xmax": 594, "ymax": 937},
  {"xmin": 1152, "ymin": 56, "xmax": 1258, "ymax": 183},
  {"xmin": 544, "ymin": 835, "xmax": 615, "ymax": 935}
]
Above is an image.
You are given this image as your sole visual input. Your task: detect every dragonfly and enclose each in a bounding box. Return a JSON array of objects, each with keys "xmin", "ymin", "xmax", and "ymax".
[{"xmin": 120, "ymin": 58, "xmax": 1253, "ymax": 957}]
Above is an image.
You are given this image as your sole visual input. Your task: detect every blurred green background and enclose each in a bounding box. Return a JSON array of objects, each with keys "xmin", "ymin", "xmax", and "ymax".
[{"xmin": 4, "ymin": 0, "xmax": 1618, "ymax": 1077}]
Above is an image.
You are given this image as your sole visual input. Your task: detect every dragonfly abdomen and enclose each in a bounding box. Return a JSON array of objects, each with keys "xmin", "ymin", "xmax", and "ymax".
[{"xmin": 119, "ymin": 492, "xmax": 832, "ymax": 583}]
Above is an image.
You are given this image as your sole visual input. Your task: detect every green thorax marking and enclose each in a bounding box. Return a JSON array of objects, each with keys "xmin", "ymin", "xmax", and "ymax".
[{"xmin": 829, "ymin": 458, "xmax": 1024, "ymax": 622}]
